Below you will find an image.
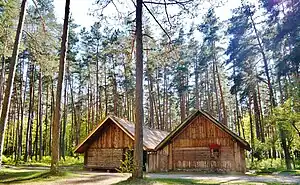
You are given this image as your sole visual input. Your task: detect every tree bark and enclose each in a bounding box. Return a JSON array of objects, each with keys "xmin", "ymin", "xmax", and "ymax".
[
  {"xmin": 44, "ymin": 82, "xmax": 49, "ymax": 156},
  {"xmin": 0, "ymin": 0, "xmax": 27, "ymax": 166},
  {"xmin": 25, "ymin": 64, "xmax": 35, "ymax": 162},
  {"xmin": 51, "ymin": 0, "xmax": 70, "ymax": 173},
  {"xmin": 212, "ymin": 51, "xmax": 221, "ymax": 121},
  {"xmin": 216, "ymin": 65, "xmax": 227, "ymax": 126},
  {"xmin": 133, "ymin": 0, "xmax": 143, "ymax": 178},
  {"xmin": 248, "ymin": 93, "xmax": 254, "ymax": 163},
  {"xmin": 249, "ymin": 10, "xmax": 276, "ymax": 107},
  {"xmin": 180, "ymin": 93, "xmax": 186, "ymax": 122},
  {"xmin": 279, "ymin": 125, "xmax": 292, "ymax": 170},
  {"xmin": 38, "ymin": 70, "xmax": 43, "ymax": 161},
  {"xmin": 0, "ymin": 55, "xmax": 6, "ymax": 110},
  {"xmin": 61, "ymin": 73, "xmax": 68, "ymax": 160},
  {"xmin": 17, "ymin": 59, "xmax": 26, "ymax": 162},
  {"xmin": 147, "ymin": 71, "xmax": 154, "ymax": 128},
  {"xmin": 195, "ymin": 61, "xmax": 200, "ymax": 109}
]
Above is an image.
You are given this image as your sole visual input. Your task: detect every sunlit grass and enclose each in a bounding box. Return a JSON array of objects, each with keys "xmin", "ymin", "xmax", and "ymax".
[
  {"xmin": 0, "ymin": 168, "xmax": 75, "ymax": 184},
  {"xmin": 114, "ymin": 177, "xmax": 292, "ymax": 185}
]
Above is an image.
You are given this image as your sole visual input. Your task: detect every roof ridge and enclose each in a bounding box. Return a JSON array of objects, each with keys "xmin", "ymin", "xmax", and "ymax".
[{"xmin": 155, "ymin": 109, "xmax": 250, "ymax": 151}]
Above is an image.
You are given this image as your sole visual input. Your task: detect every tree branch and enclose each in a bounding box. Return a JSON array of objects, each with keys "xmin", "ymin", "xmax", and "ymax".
[
  {"xmin": 164, "ymin": 0, "xmax": 172, "ymax": 29},
  {"xmin": 31, "ymin": 0, "xmax": 47, "ymax": 32},
  {"xmin": 143, "ymin": 0, "xmax": 193, "ymax": 5},
  {"xmin": 142, "ymin": 2, "xmax": 171, "ymax": 41}
]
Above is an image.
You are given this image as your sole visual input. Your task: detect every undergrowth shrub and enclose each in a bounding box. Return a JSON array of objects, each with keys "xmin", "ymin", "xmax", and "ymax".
[
  {"xmin": 1, "ymin": 155, "xmax": 84, "ymax": 167},
  {"xmin": 117, "ymin": 151, "xmax": 134, "ymax": 173},
  {"xmin": 247, "ymin": 158, "xmax": 287, "ymax": 172},
  {"xmin": 2, "ymin": 155, "xmax": 13, "ymax": 164}
]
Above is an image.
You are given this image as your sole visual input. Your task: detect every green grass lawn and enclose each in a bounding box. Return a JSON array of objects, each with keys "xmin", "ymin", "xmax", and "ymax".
[
  {"xmin": 114, "ymin": 178, "xmax": 294, "ymax": 185},
  {"xmin": 0, "ymin": 168, "xmax": 75, "ymax": 184},
  {"xmin": 114, "ymin": 178, "xmax": 218, "ymax": 185}
]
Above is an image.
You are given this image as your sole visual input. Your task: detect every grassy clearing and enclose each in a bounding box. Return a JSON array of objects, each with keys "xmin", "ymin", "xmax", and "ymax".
[
  {"xmin": 114, "ymin": 178, "xmax": 292, "ymax": 185},
  {"xmin": 0, "ymin": 168, "xmax": 76, "ymax": 184},
  {"xmin": 114, "ymin": 178, "xmax": 216, "ymax": 185},
  {"xmin": 2, "ymin": 155, "xmax": 84, "ymax": 169}
]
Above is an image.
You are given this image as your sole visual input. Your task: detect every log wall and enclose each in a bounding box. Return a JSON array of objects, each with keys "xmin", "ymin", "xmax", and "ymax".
[
  {"xmin": 148, "ymin": 114, "xmax": 246, "ymax": 173},
  {"xmin": 85, "ymin": 120, "xmax": 134, "ymax": 169}
]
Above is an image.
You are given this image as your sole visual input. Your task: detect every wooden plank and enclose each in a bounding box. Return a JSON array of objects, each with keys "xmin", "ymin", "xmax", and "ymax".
[
  {"xmin": 168, "ymin": 142, "xmax": 173, "ymax": 170},
  {"xmin": 173, "ymin": 147, "xmax": 209, "ymax": 150}
]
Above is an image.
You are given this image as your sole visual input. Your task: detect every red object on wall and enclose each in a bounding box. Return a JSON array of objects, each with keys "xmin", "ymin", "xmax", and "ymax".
[{"xmin": 209, "ymin": 143, "xmax": 220, "ymax": 149}]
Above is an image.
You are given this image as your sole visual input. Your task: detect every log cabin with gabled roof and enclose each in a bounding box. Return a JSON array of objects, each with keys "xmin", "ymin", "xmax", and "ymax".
[
  {"xmin": 74, "ymin": 115, "xmax": 169, "ymax": 170},
  {"xmin": 75, "ymin": 110, "xmax": 250, "ymax": 173},
  {"xmin": 148, "ymin": 110, "xmax": 250, "ymax": 173}
]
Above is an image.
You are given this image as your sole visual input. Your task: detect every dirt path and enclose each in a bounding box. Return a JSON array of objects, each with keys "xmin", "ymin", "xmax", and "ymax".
[{"xmin": 147, "ymin": 173, "xmax": 300, "ymax": 184}]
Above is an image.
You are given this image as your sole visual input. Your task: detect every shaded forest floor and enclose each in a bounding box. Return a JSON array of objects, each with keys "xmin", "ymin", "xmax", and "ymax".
[{"xmin": 1, "ymin": 166, "xmax": 300, "ymax": 185}]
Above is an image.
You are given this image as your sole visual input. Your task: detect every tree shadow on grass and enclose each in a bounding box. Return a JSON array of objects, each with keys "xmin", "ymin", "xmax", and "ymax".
[
  {"xmin": 114, "ymin": 177, "xmax": 221, "ymax": 185},
  {"xmin": 0, "ymin": 170, "xmax": 69, "ymax": 184},
  {"xmin": 64, "ymin": 174, "xmax": 116, "ymax": 184}
]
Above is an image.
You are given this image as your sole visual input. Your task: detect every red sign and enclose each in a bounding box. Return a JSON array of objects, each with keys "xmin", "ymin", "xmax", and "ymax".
[{"xmin": 209, "ymin": 143, "xmax": 220, "ymax": 149}]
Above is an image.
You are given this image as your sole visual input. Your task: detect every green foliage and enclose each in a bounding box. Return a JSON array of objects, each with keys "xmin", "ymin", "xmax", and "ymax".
[
  {"xmin": 0, "ymin": 0, "xmax": 18, "ymax": 56},
  {"xmin": 267, "ymin": 99, "xmax": 299, "ymax": 148},
  {"xmin": 247, "ymin": 158, "xmax": 286, "ymax": 172},
  {"xmin": 59, "ymin": 156, "xmax": 84, "ymax": 167},
  {"xmin": 2, "ymin": 155, "xmax": 13, "ymax": 164},
  {"xmin": 116, "ymin": 151, "xmax": 134, "ymax": 173},
  {"xmin": 3, "ymin": 155, "xmax": 83, "ymax": 167}
]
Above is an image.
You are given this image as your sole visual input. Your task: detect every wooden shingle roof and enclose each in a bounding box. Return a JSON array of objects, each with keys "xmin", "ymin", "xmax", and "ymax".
[
  {"xmin": 155, "ymin": 110, "xmax": 251, "ymax": 151},
  {"xmin": 74, "ymin": 116, "xmax": 169, "ymax": 153}
]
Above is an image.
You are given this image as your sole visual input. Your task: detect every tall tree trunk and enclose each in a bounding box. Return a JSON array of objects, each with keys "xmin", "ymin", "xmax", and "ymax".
[
  {"xmin": 180, "ymin": 93, "xmax": 186, "ymax": 122},
  {"xmin": 113, "ymin": 75, "xmax": 118, "ymax": 116},
  {"xmin": 253, "ymin": 90, "xmax": 263, "ymax": 142},
  {"xmin": 69, "ymin": 76, "xmax": 77, "ymax": 147},
  {"xmin": 44, "ymin": 82, "xmax": 49, "ymax": 156},
  {"xmin": 0, "ymin": 55, "xmax": 6, "ymax": 110},
  {"xmin": 0, "ymin": 0, "xmax": 27, "ymax": 166},
  {"xmin": 61, "ymin": 74, "xmax": 67, "ymax": 160},
  {"xmin": 38, "ymin": 70, "xmax": 43, "ymax": 161},
  {"xmin": 147, "ymin": 72, "xmax": 154, "ymax": 128},
  {"xmin": 49, "ymin": 80, "xmax": 54, "ymax": 156},
  {"xmin": 216, "ymin": 65, "xmax": 227, "ymax": 126},
  {"xmin": 205, "ymin": 69, "xmax": 210, "ymax": 111},
  {"xmin": 51, "ymin": 0, "xmax": 70, "ymax": 173},
  {"xmin": 25, "ymin": 64, "xmax": 35, "ymax": 162},
  {"xmin": 235, "ymin": 93, "xmax": 241, "ymax": 136},
  {"xmin": 16, "ymin": 86, "xmax": 21, "ymax": 162},
  {"xmin": 133, "ymin": 0, "xmax": 143, "ymax": 178},
  {"xmin": 279, "ymin": 125, "xmax": 292, "ymax": 170},
  {"xmin": 249, "ymin": 10, "xmax": 276, "ymax": 107},
  {"xmin": 17, "ymin": 59, "xmax": 26, "ymax": 162},
  {"xmin": 195, "ymin": 62, "xmax": 200, "ymax": 109},
  {"xmin": 96, "ymin": 45, "xmax": 100, "ymax": 123},
  {"xmin": 156, "ymin": 70, "xmax": 162, "ymax": 129},
  {"xmin": 104, "ymin": 60, "xmax": 108, "ymax": 117},
  {"xmin": 248, "ymin": 93, "xmax": 254, "ymax": 163},
  {"xmin": 162, "ymin": 66, "xmax": 167, "ymax": 129},
  {"xmin": 212, "ymin": 54, "xmax": 221, "ymax": 121}
]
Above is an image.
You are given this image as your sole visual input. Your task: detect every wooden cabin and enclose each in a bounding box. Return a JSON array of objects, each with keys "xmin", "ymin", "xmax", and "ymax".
[
  {"xmin": 148, "ymin": 110, "xmax": 250, "ymax": 173},
  {"xmin": 74, "ymin": 116, "xmax": 169, "ymax": 170}
]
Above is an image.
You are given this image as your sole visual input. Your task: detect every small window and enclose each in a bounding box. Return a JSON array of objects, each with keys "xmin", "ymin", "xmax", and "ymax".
[
  {"xmin": 209, "ymin": 144, "xmax": 220, "ymax": 159},
  {"xmin": 211, "ymin": 148, "xmax": 220, "ymax": 159}
]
